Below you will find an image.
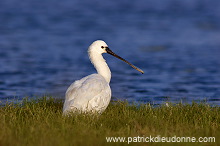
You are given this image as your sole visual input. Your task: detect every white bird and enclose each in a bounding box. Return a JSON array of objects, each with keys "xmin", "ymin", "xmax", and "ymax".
[{"xmin": 63, "ymin": 40, "xmax": 144, "ymax": 115}]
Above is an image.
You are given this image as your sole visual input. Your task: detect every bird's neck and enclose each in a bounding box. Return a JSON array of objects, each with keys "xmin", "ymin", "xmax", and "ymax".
[{"xmin": 89, "ymin": 51, "xmax": 111, "ymax": 83}]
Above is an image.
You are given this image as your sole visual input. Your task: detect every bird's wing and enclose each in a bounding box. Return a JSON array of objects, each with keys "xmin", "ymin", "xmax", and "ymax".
[{"xmin": 63, "ymin": 74, "xmax": 110, "ymax": 112}]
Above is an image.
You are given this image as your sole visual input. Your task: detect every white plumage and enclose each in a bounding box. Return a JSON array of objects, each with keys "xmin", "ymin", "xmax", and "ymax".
[{"xmin": 63, "ymin": 40, "xmax": 143, "ymax": 115}]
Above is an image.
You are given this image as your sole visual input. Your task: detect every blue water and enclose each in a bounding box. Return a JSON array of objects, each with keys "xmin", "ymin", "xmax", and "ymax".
[{"xmin": 0, "ymin": 0, "xmax": 220, "ymax": 105}]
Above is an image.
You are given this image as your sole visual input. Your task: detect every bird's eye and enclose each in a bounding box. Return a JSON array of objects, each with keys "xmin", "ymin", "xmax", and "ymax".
[{"xmin": 101, "ymin": 46, "xmax": 104, "ymax": 49}]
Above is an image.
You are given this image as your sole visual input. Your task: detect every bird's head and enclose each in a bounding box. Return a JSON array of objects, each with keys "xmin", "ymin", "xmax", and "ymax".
[
  {"xmin": 89, "ymin": 40, "xmax": 109, "ymax": 54},
  {"xmin": 88, "ymin": 40, "xmax": 144, "ymax": 74}
]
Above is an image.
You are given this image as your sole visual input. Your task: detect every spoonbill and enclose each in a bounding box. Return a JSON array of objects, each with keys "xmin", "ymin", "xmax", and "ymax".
[{"xmin": 63, "ymin": 40, "xmax": 144, "ymax": 114}]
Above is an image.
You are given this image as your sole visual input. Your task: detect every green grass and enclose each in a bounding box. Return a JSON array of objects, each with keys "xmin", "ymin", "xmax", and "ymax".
[{"xmin": 0, "ymin": 97, "xmax": 219, "ymax": 146}]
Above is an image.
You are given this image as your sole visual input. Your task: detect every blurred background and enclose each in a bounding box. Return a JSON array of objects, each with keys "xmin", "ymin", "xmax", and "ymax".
[{"xmin": 0, "ymin": 0, "xmax": 219, "ymax": 105}]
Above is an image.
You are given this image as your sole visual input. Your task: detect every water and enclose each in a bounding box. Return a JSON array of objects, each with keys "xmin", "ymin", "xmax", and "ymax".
[{"xmin": 0, "ymin": 0, "xmax": 220, "ymax": 105}]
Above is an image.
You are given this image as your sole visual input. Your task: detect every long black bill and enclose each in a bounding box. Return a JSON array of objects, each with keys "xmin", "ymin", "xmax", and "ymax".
[{"xmin": 106, "ymin": 47, "xmax": 144, "ymax": 74}]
